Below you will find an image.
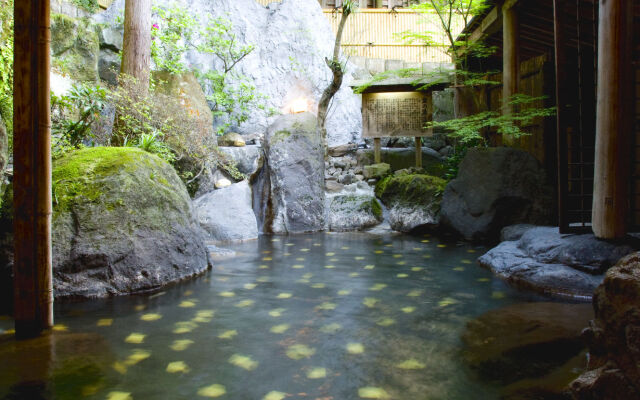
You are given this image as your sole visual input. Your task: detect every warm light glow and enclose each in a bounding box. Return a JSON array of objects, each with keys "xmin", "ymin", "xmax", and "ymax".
[{"xmin": 289, "ymin": 98, "xmax": 308, "ymax": 114}]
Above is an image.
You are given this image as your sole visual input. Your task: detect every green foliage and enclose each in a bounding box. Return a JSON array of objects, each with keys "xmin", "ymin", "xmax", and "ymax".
[
  {"xmin": 426, "ymin": 94, "xmax": 556, "ymax": 145},
  {"xmin": 150, "ymin": 5, "xmax": 262, "ymax": 136},
  {"xmin": 70, "ymin": 0, "xmax": 99, "ymax": 12},
  {"xmin": 0, "ymin": 0, "xmax": 14, "ymax": 142},
  {"xmin": 126, "ymin": 131, "xmax": 175, "ymax": 163},
  {"xmin": 51, "ymin": 83, "xmax": 108, "ymax": 157},
  {"xmin": 151, "ymin": 5, "xmax": 196, "ymax": 74}
]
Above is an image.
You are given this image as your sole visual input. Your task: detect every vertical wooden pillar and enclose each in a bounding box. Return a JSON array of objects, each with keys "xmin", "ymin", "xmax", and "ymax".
[
  {"xmin": 592, "ymin": 0, "xmax": 633, "ymax": 239},
  {"xmin": 374, "ymin": 138, "xmax": 381, "ymax": 163},
  {"xmin": 13, "ymin": 0, "xmax": 53, "ymax": 338},
  {"xmin": 502, "ymin": 0, "xmax": 519, "ymax": 122},
  {"xmin": 415, "ymin": 137, "xmax": 422, "ymax": 168}
]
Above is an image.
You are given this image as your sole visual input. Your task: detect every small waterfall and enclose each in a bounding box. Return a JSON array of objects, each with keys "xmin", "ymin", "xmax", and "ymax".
[{"xmin": 251, "ymin": 157, "xmax": 273, "ymax": 234}]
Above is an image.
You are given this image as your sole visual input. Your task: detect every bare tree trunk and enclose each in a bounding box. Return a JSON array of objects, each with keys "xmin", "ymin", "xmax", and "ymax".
[
  {"xmin": 317, "ymin": 4, "xmax": 352, "ymax": 144},
  {"xmin": 112, "ymin": 0, "xmax": 151, "ymax": 146}
]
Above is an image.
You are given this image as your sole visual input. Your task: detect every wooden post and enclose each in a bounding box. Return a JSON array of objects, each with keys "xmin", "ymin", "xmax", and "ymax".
[
  {"xmin": 13, "ymin": 0, "xmax": 53, "ymax": 338},
  {"xmin": 591, "ymin": 0, "xmax": 634, "ymax": 239},
  {"xmin": 374, "ymin": 138, "xmax": 381, "ymax": 163},
  {"xmin": 502, "ymin": 0, "xmax": 519, "ymax": 145},
  {"xmin": 415, "ymin": 137, "xmax": 422, "ymax": 168}
]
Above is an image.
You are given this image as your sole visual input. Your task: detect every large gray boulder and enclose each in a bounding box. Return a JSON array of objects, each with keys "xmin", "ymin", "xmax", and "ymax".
[
  {"xmin": 570, "ymin": 252, "xmax": 640, "ymax": 399},
  {"xmin": 50, "ymin": 147, "xmax": 209, "ymax": 298},
  {"xmin": 219, "ymin": 145, "xmax": 263, "ymax": 177},
  {"xmin": 375, "ymin": 174, "xmax": 446, "ymax": 233},
  {"xmin": 478, "ymin": 226, "xmax": 637, "ymax": 300},
  {"xmin": 193, "ymin": 180, "xmax": 258, "ymax": 242},
  {"xmin": 260, "ymin": 112, "xmax": 325, "ymax": 234},
  {"xmin": 440, "ymin": 147, "xmax": 554, "ymax": 242},
  {"xmin": 328, "ymin": 195, "xmax": 382, "ymax": 232},
  {"xmin": 95, "ymin": 0, "xmax": 362, "ymax": 146}
]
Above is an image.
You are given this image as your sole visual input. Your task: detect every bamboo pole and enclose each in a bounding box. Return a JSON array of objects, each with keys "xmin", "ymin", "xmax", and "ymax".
[
  {"xmin": 13, "ymin": 0, "xmax": 53, "ymax": 338},
  {"xmin": 591, "ymin": 0, "xmax": 633, "ymax": 239},
  {"xmin": 502, "ymin": 1, "xmax": 519, "ymax": 146}
]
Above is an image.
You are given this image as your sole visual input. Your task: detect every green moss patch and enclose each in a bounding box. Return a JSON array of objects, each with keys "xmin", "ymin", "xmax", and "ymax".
[{"xmin": 375, "ymin": 174, "xmax": 446, "ymax": 208}]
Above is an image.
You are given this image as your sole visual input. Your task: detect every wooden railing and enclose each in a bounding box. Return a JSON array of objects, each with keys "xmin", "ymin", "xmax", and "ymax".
[{"xmin": 255, "ymin": 1, "xmax": 461, "ymax": 63}]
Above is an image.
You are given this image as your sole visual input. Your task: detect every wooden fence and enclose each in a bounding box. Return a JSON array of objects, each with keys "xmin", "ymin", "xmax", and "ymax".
[{"xmin": 255, "ymin": 1, "xmax": 461, "ymax": 63}]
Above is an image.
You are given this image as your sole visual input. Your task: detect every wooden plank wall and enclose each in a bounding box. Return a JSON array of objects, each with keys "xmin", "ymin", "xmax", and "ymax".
[
  {"xmin": 484, "ymin": 54, "xmax": 555, "ymax": 169},
  {"xmin": 255, "ymin": 0, "xmax": 460, "ymax": 63}
]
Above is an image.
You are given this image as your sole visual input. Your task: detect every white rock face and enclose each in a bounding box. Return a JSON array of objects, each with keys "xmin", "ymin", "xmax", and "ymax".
[{"xmin": 95, "ymin": 0, "xmax": 362, "ymax": 146}]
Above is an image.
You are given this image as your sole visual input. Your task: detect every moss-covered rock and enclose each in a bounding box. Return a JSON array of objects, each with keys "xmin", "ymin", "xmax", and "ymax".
[
  {"xmin": 328, "ymin": 195, "xmax": 383, "ymax": 232},
  {"xmin": 363, "ymin": 163, "xmax": 390, "ymax": 180},
  {"xmin": 375, "ymin": 174, "xmax": 446, "ymax": 233},
  {"xmin": 218, "ymin": 132, "xmax": 246, "ymax": 147},
  {"xmin": 50, "ymin": 147, "xmax": 209, "ymax": 298},
  {"xmin": 357, "ymin": 147, "xmax": 446, "ymax": 177},
  {"xmin": 51, "ymin": 13, "xmax": 100, "ymax": 82}
]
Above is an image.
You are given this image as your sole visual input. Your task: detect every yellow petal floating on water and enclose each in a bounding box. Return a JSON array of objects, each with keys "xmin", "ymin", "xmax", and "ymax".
[
  {"xmin": 52, "ymin": 324, "xmax": 68, "ymax": 332},
  {"xmin": 364, "ymin": 265, "xmax": 375, "ymax": 270},
  {"xmin": 184, "ymin": 290, "xmax": 194, "ymax": 296},
  {"xmin": 174, "ymin": 321, "xmax": 198, "ymax": 334},
  {"xmin": 363, "ymin": 298, "xmax": 378, "ymax": 308},
  {"xmin": 229, "ymin": 354, "xmax": 258, "ymax": 370},
  {"xmin": 453, "ymin": 267, "xmax": 465, "ymax": 272},
  {"xmin": 341, "ymin": 246, "xmax": 350, "ymax": 250},
  {"xmin": 396, "ymin": 273, "xmax": 408, "ymax": 278},
  {"xmin": 307, "ymin": 367, "xmax": 327, "ymax": 379},
  {"xmin": 438, "ymin": 297, "xmax": 458, "ymax": 307},
  {"xmin": 491, "ymin": 291, "xmax": 505, "ymax": 299},
  {"xmin": 125, "ymin": 333, "xmax": 145, "ymax": 344},
  {"xmin": 140, "ymin": 313, "xmax": 162, "ymax": 322},
  {"xmin": 376, "ymin": 318, "xmax": 395, "ymax": 327},
  {"xmin": 467, "ymin": 249, "xmax": 476, "ymax": 253},
  {"xmin": 412, "ymin": 247, "xmax": 422, "ymax": 251},
  {"xmin": 324, "ymin": 265, "xmax": 335, "ymax": 269},
  {"xmin": 296, "ymin": 257, "xmax": 305, "ymax": 261},
  {"xmin": 316, "ymin": 302, "xmax": 336, "ymax": 311},
  {"xmin": 392, "ymin": 254, "xmax": 402, "ymax": 259},
  {"xmin": 319, "ymin": 323, "xmax": 342, "ymax": 334},
  {"xmin": 259, "ymin": 265, "xmax": 269, "ymax": 269},
  {"xmin": 268, "ymin": 308, "xmax": 286, "ymax": 317},
  {"xmin": 97, "ymin": 318, "xmax": 113, "ymax": 327},
  {"xmin": 218, "ymin": 330, "xmax": 237, "ymax": 340},
  {"xmin": 217, "ymin": 278, "xmax": 229, "ymax": 282},
  {"xmin": 401, "ymin": 306, "xmax": 415, "ymax": 313},
  {"xmin": 346, "ymin": 343, "xmax": 365, "ymax": 354},
  {"xmin": 125, "ymin": 349, "xmax": 151, "ymax": 366},
  {"xmin": 179, "ymin": 301, "xmax": 196, "ymax": 308},
  {"xmin": 326, "ymin": 252, "xmax": 335, "ymax": 256},
  {"xmin": 311, "ymin": 283, "xmax": 325, "ymax": 289},
  {"xmin": 196, "ymin": 310, "xmax": 215, "ymax": 318},
  {"xmin": 313, "ymin": 243, "xmax": 321, "ymax": 247},
  {"xmin": 396, "ymin": 261, "xmax": 406, "ymax": 266},
  {"xmin": 270, "ymin": 324, "xmax": 290, "ymax": 334},
  {"xmin": 197, "ymin": 384, "xmax": 226, "ymax": 398},
  {"xmin": 271, "ymin": 238, "xmax": 280, "ymax": 242},
  {"xmin": 292, "ymin": 264, "xmax": 305, "ymax": 269},
  {"xmin": 355, "ymin": 256, "xmax": 365, "ymax": 260},
  {"xmin": 235, "ymin": 300, "xmax": 254, "ymax": 308},
  {"xmin": 421, "ymin": 239, "xmax": 430, "ymax": 243},
  {"xmin": 337, "ymin": 290, "xmax": 351, "ymax": 296},
  {"xmin": 134, "ymin": 305, "xmax": 146, "ymax": 311},
  {"xmin": 302, "ymin": 273, "xmax": 314, "ymax": 279},
  {"xmin": 300, "ymin": 248, "xmax": 310, "ymax": 252},
  {"xmin": 286, "ymin": 344, "xmax": 316, "ymax": 360},
  {"xmin": 263, "ymin": 391, "xmax": 287, "ymax": 400},
  {"xmin": 407, "ymin": 290, "xmax": 423, "ymax": 297},
  {"xmin": 106, "ymin": 391, "xmax": 132, "ymax": 400},
  {"xmin": 396, "ymin": 359, "xmax": 426, "ymax": 370},
  {"xmin": 112, "ymin": 361, "xmax": 127, "ymax": 375},
  {"xmin": 437, "ymin": 244, "xmax": 447, "ymax": 248},
  {"xmin": 369, "ymin": 283, "xmax": 387, "ymax": 291},
  {"xmin": 461, "ymin": 259, "xmax": 473, "ymax": 264},
  {"xmin": 358, "ymin": 387, "xmax": 390, "ymax": 399},
  {"xmin": 349, "ymin": 272, "xmax": 360, "ymax": 277},
  {"xmin": 166, "ymin": 361, "xmax": 190, "ymax": 374},
  {"xmin": 374, "ymin": 250, "xmax": 384, "ymax": 254},
  {"xmin": 477, "ymin": 278, "xmax": 490, "ymax": 282},
  {"xmin": 423, "ymin": 254, "xmax": 432, "ymax": 259},
  {"xmin": 411, "ymin": 267, "xmax": 423, "ymax": 272},
  {"xmin": 219, "ymin": 291, "xmax": 235, "ymax": 297},
  {"xmin": 276, "ymin": 293, "xmax": 292, "ymax": 299},
  {"xmin": 285, "ymin": 243, "xmax": 295, "ymax": 247},
  {"xmin": 262, "ymin": 257, "xmax": 273, "ymax": 261},
  {"xmin": 384, "ymin": 244, "xmax": 393, "ymax": 248},
  {"xmin": 171, "ymin": 339, "xmax": 194, "ymax": 351}
]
